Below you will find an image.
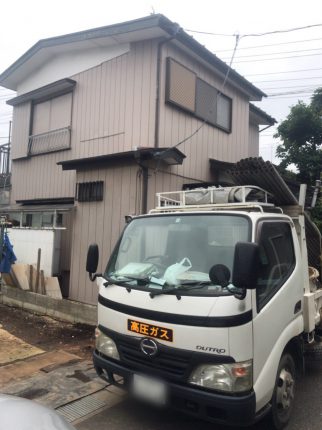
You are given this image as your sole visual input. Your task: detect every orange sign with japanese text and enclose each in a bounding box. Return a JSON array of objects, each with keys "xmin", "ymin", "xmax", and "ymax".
[{"xmin": 127, "ymin": 319, "xmax": 173, "ymax": 342}]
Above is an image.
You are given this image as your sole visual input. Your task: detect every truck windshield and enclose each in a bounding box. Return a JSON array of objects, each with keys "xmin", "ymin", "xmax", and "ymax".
[{"xmin": 105, "ymin": 214, "xmax": 250, "ymax": 295}]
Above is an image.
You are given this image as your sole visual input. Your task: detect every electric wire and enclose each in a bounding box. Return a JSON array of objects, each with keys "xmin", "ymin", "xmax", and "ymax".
[
  {"xmin": 246, "ymin": 67, "xmax": 322, "ymax": 77},
  {"xmin": 233, "ymin": 51, "xmax": 322, "ymax": 63},
  {"xmin": 221, "ymin": 47, "xmax": 322, "ymax": 61},
  {"xmin": 214, "ymin": 37, "xmax": 322, "ymax": 53},
  {"xmin": 266, "ymin": 91, "xmax": 319, "ymax": 97},
  {"xmin": 252, "ymin": 76, "xmax": 322, "ymax": 84},
  {"xmin": 261, "ymin": 83, "xmax": 322, "ymax": 90},
  {"xmin": 185, "ymin": 23, "xmax": 322, "ymax": 38}
]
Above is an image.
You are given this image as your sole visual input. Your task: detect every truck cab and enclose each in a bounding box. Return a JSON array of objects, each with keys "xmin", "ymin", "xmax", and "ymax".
[{"xmin": 87, "ymin": 186, "xmax": 321, "ymax": 429}]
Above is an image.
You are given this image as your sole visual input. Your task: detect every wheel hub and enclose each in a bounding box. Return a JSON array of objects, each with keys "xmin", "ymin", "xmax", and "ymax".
[{"xmin": 276, "ymin": 368, "xmax": 295, "ymax": 410}]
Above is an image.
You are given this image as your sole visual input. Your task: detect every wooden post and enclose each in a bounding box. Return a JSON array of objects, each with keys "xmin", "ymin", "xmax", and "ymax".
[
  {"xmin": 35, "ymin": 248, "xmax": 41, "ymax": 294},
  {"xmin": 40, "ymin": 270, "xmax": 45, "ymax": 295},
  {"xmin": 29, "ymin": 265, "xmax": 33, "ymax": 292}
]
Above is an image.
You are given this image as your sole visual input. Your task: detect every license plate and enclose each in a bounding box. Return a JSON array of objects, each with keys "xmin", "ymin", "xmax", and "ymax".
[
  {"xmin": 127, "ymin": 319, "xmax": 173, "ymax": 342},
  {"xmin": 132, "ymin": 374, "xmax": 167, "ymax": 405}
]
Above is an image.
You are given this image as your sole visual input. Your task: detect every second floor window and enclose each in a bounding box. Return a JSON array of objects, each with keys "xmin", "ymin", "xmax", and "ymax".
[
  {"xmin": 29, "ymin": 92, "xmax": 73, "ymax": 156},
  {"xmin": 166, "ymin": 58, "xmax": 232, "ymax": 133}
]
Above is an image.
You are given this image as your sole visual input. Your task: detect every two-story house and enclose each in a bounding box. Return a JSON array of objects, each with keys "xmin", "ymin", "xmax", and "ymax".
[{"xmin": 0, "ymin": 15, "xmax": 275, "ymax": 304}]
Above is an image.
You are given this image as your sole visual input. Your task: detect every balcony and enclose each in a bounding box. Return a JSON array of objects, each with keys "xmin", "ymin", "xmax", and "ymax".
[{"xmin": 28, "ymin": 127, "xmax": 71, "ymax": 156}]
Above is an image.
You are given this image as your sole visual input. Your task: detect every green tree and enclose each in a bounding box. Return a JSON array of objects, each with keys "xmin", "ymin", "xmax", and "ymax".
[
  {"xmin": 275, "ymin": 88, "xmax": 322, "ymax": 184},
  {"xmin": 275, "ymin": 88, "xmax": 322, "ymax": 232}
]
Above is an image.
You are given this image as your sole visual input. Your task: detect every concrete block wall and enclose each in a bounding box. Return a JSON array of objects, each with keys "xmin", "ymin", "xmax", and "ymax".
[{"xmin": 0, "ymin": 285, "xmax": 97, "ymax": 326}]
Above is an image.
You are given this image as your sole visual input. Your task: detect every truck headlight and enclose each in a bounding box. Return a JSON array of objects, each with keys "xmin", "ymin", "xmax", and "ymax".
[
  {"xmin": 188, "ymin": 360, "xmax": 252, "ymax": 393},
  {"xmin": 95, "ymin": 328, "xmax": 120, "ymax": 360}
]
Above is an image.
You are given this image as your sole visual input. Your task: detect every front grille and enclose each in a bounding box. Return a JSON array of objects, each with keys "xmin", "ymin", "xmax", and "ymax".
[
  {"xmin": 117, "ymin": 336, "xmax": 189, "ymax": 378},
  {"xmin": 98, "ymin": 324, "xmax": 234, "ymax": 383}
]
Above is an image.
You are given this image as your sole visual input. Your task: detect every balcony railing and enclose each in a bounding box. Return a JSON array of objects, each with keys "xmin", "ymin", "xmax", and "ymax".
[{"xmin": 28, "ymin": 127, "xmax": 71, "ymax": 156}]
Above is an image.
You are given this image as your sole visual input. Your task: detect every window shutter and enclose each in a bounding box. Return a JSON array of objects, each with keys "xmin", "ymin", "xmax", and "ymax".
[{"xmin": 166, "ymin": 58, "xmax": 196, "ymax": 112}]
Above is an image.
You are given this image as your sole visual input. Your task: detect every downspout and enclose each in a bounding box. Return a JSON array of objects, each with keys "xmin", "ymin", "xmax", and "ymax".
[
  {"xmin": 134, "ymin": 151, "xmax": 149, "ymax": 214},
  {"xmin": 154, "ymin": 24, "xmax": 181, "ymax": 148},
  {"xmin": 134, "ymin": 24, "xmax": 181, "ymax": 214},
  {"xmin": 141, "ymin": 165, "xmax": 148, "ymax": 214}
]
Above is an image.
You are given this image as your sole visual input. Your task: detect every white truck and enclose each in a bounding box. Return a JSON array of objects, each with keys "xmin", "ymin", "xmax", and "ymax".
[{"xmin": 86, "ymin": 181, "xmax": 322, "ymax": 429}]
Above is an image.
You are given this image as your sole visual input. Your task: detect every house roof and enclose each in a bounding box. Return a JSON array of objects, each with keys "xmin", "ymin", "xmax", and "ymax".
[
  {"xmin": 0, "ymin": 14, "xmax": 265, "ymax": 100},
  {"xmin": 57, "ymin": 147, "xmax": 186, "ymax": 171},
  {"xmin": 249, "ymin": 103, "xmax": 276, "ymax": 126}
]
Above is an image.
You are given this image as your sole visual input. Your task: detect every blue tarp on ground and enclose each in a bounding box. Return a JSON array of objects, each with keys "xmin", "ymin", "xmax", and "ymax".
[{"xmin": 0, "ymin": 233, "xmax": 17, "ymax": 273}]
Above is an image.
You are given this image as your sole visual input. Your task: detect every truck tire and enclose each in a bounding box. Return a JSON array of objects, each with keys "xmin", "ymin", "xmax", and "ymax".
[
  {"xmin": 305, "ymin": 341, "xmax": 322, "ymax": 361},
  {"xmin": 269, "ymin": 353, "xmax": 296, "ymax": 430}
]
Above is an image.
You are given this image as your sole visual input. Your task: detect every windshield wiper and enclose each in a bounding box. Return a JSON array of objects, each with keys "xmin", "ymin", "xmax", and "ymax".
[
  {"xmin": 149, "ymin": 281, "xmax": 212, "ymax": 299},
  {"xmin": 103, "ymin": 275, "xmax": 138, "ymax": 287},
  {"xmin": 104, "ymin": 275, "xmax": 163, "ymax": 291}
]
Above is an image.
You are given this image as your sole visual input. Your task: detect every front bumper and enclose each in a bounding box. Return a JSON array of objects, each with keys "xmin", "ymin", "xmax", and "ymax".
[{"xmin": 93, "ymin": 350, "xmax": 256, "ymax": 426}]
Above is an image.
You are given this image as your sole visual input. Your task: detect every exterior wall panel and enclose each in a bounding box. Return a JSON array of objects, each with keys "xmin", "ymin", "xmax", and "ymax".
[
  {"xmin": 69, "ymin": 39, "xmax": 157, "ymax": 160},
  {"xmin": 11, "ymin": 154, "xmax": 75, "ymax": 202},
  {"xmin": 69, "ymin": 163, "xmax": 139, "ymax": 304},
  {"xmin": 248, "ymin": 123, "xmax": 260, "ymax": 157},
  {"xmin": 10, "ymin": 40, "xmax": 158, "ymax": 202}
]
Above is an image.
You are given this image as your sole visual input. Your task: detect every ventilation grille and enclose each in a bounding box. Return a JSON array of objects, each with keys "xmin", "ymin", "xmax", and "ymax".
[{"xmin": 76, "ymin": 181, "xmax": 104, "ymax": 202}]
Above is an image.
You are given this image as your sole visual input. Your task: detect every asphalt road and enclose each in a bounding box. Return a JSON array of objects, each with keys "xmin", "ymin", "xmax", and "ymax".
[{"xmin": 76, "ymin": 361, "xmax": 322, "ymax": 430}]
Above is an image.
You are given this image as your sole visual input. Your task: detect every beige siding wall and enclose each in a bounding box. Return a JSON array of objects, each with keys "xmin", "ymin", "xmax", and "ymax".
[
  {"xmin": 11, "ymin": 102, "xmax": 31, "ymax": 160},
  {"xmin": 11, "ymin": 154, "xmax": 75, "ymax": 202},
  {"xmin": 10, "ymin": 39, "xmax": 255, "ymax": 203},
  {"xmin": 10, "ymin": 40, "xmax": 158, "ymax": 202},
  {"xmin": 68, "ymin": 39, "xmax": 157, "ymax": 159},
  {"xmin": 158, "ymin": 44, "xmax": 250, "ymax": 183},
  {"xmin": 248, "ymin": 123, "xmax": 259, "ymax": 157},
  {"xmin": 69, "ymin": 163, "xmax": 139, "ymax": 304}
]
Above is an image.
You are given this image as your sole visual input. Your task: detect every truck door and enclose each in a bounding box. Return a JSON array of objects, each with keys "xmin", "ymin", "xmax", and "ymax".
[{"xmin": 252, "ymin": 220, "xmax": 302, "ymax": 411}]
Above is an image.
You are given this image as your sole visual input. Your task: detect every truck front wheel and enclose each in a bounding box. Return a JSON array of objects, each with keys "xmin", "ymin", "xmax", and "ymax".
[{"xmin": 270, "ymin": 353, "xmax": 296, "ymax": 430}]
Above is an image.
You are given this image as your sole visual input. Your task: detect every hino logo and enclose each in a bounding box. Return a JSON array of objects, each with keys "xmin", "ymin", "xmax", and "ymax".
[
  {"xmin": 140, "ymin": 338, "xmax": 158, "ymax": 357},
  {"xmin": 196, "ymin": 345, "xmax": 226, "ymax": 354}
]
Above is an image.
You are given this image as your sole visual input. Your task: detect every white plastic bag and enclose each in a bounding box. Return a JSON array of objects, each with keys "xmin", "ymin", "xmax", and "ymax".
[{"xmin": 163, "ymin": 258, "xmax": 192, "ymax": 285}]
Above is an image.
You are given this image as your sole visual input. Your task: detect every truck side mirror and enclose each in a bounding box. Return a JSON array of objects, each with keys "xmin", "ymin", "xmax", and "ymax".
[
  {"xmin": 86, "ymin": 244, "xmax": 99, "ymax": 281},
  {"xmin": 232, "ymin": 242, "xmax": 259, "ymax": 290}
]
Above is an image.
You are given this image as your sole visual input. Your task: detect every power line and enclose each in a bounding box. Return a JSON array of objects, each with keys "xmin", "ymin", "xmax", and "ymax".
[
  {"xmin": 241, "ymin": 23, "xmax": 322, "ymax": 38},
  {"xmin": 268, "ymin": 92, "xmax": 314, "ymax": 98},
  {"xmin": 268, "ymin": 89, "xmax": 315, "ymax": 96},
  {"xmin": 233, "ymin": 51, "xmax": 322, "ymax": 63},
  {"xmin": 185, "ymin": 29, "xmax": 236, "ymax": 37},
  {"xmin": 268, "ymin": 95, "xmax": 313, "ymax": 99},
  {"xmin": 252, "ymin": 76, "xmax": 322, "ymax": 84},
  {"xmin": 246, "ymin": 67, "xmax": 322, "ymax": 77},
  {"xmin": 185, "ymin": 23, "xmax": 322, "ymax": 38},
  {"xmin": 215, "ymin": 37, "xmax": 322, "ymax": 53},
  {"xmin": 221, "ymin": 47, "xmax": 322, "ymax": 61},
  {"xmin": 261, "ymin": 84, "xmax": 321, "ymax": 91}
]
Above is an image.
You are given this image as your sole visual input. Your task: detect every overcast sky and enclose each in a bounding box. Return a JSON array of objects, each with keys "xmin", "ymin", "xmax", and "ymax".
[{"xmin": 1, "ymin": 0, "xmax": 322, "ymax": 161}]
